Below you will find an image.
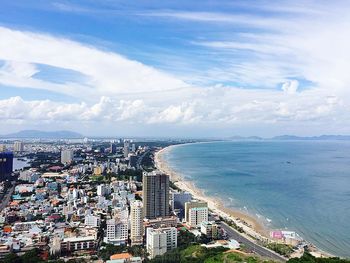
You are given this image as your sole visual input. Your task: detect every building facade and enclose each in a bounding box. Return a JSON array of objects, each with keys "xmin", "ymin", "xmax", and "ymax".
[
  {"xmin": 171, "ymin": 191, "xmax": 192, "ymax": 220},
  {"xmin": 14, "ymin": 141, "xmax": 24, "ymax": 152},
  {"xmin": 185, "ymin": 201, "xmax": 208, "ymax": 228},
  {"xmin": 130, "ymin": 200, "xmax": 144, "ymax": 245},
  {"xmin": 61, "ymin": 236, "xmax": 96, "ymax": 253},
  {"xmin": 201, "ymin": 221, "xmax": 219, "ymax": 239},
  {"xmin": 0, "ymin": 152, "xmax": 13, "ymax": 181},
  {"xmin": 146, "ymin": 227, "xmax": 177, "ymax": 259},
  {"xmin": 84, "ymin": 215, "xmax": 100, "ymax": 228},
  {"xmin": 104, "ymin": 218, "xmax": 129, "ymax": 245},
  {"xmin": 61, "ymin": 149, "xmax": 74, "ymax": 164},
  {"xmin": 0, "ymin": 144, "xmax": 6, "ymax": 152},
  {"xmin": 143, "ymin": 171, "xmax": 170, "ymax": 219},
  {"xmin": 123, "ymin": 140, "xmax": 130, "ymax": 158}
]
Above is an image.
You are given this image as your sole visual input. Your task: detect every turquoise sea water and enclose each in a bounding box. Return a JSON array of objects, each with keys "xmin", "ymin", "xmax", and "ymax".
[{"xmin": 162, "ymin": 141, "xmax": 350, "ymax": 257}]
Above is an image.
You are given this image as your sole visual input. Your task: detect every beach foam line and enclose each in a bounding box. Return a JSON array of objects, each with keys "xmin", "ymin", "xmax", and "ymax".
[{"xmin": 155, "ymin": 145, "xmax": 269, "ymax": 239}]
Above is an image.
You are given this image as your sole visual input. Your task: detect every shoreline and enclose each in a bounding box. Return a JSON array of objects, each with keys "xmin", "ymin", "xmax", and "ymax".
[
  {"xmin": 155, "ymin": 144, "xmax": 270, "ymax": 240},
  {"xmin": 154, "ymin": 143, "xmax": 335, "ymax": 259}
]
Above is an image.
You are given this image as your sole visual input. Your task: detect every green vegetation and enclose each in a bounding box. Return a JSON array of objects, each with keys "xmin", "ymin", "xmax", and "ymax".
[
  {"xmin": 140, "ymin": 151, "xmax": 155, "ymax": 171},
  {"xmin": 118, "ymin": 169, "xmax": 143, "ymax": 181},
  {"xmin": 223, "ymin": 218, "xmax": 244, "ymax": 233},
  {"xmin": 147, "ymin": 244, "xmax": 276, "ymax": 263},
  {"xmin": 177, "ymin": 229, "xmax": 198, "ymax": 248},
  {"xmin": 98, "ymin": 243, "xmax": 127, "ymax": 261},
  {"xmin": 266, "ymin": 243, "xmax": 294, "ymax": 257},
  {"xmin": 288, "ymin": 252, "xmax": 350, "ymax": 263},
  {"xmin": 1, "ymin": 249, "xmax": 45, "ymax": 263},
  {"xmin": 205, "ymin": 252, "xmax": 276, "ymax": 263},
  {"xmin": 89, "ymin": 175, "xmax": 105, "ymax": 182},
  {"xmin": 98, "ymin": 244, "xmax": 147, "ymax": 261}
]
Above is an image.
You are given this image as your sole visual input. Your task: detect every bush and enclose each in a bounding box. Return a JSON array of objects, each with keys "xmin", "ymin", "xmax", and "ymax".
[
  {"xmin": 266, "ymin": 243, "xmax": 294, "ymax": 257},
  {"xmin": 288, "ymin": 252, "xmax": 350, "ymax": 263}
]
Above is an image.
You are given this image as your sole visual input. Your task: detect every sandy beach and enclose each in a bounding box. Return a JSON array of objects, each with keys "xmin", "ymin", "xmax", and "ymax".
[{"xmin": 154, "ymin": 144, "xmax": 270, "ymax": 241}]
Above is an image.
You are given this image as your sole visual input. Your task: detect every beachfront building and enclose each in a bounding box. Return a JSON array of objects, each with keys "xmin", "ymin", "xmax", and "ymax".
[
  {"xmin": 143, "ymin": 170, "xmax": 170, "ymax": 219},
  {"xmin": 201, "ymin": 221, "xmax": 219, "ymax": 240},
  {"xmin": 171, "ymin": 191, "xmax": 192, "ymax": 220},
  {"xmin": 185, "ymin": 201, "xmax": 208, "ymax": 228},
  {"xmin": 146, "ymin": 227, "xmax": 177, "ymax": 259},
  {"xmin": 130, "ymin": 200, "xmax": 144, "ymax": 245}
]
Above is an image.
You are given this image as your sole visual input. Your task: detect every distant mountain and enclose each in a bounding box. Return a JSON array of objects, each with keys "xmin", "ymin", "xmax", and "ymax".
[
  {"xmin": 1, "ymin": 130, "xmax": 83, "ymax": 139},
  {"xmin": 272, "ymin": 135, "xmax": 350, "ymax": 140},
  {"xmin": 229, "ymin": 136, "xmax": 263, "ymax": 140}
]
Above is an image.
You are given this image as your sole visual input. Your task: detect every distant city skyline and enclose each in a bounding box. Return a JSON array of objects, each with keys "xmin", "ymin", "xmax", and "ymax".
[{"xmin": 1, "ymin": 1, "xmax": 350, "ymax": 137}]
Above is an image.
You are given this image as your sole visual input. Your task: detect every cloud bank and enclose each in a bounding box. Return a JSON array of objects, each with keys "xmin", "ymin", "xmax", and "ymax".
[{"xmin": 1, "ymin": 1, "xmax": 350, "ymax": 136}]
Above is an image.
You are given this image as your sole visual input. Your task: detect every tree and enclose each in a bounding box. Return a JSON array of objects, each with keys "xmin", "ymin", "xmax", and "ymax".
[
  {"xmin": 288, "ymin": 252, "xmax": 350, "ymax": 263},
  {"xmin": 127, "ymin": 245, "xmax": 148, "ymax": 258},
  {"xmin": 98, "ymin": 244, "xmax": 127, "ymax": 261},
  {"xmin": 2, "ymin": 253, "xmax": 22, "ymax": 263},
  {"xmin": 20, "ymin": 248, "xmax": 45, "ymax": 263},
  {"xmin": 177, "ymin": 229, "xmax": 198, "ymax": 248}
]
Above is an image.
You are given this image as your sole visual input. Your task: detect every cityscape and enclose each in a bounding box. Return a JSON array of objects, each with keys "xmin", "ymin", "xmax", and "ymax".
[
  {"xmin": 0, "ymin": 136, "xmax": 340, "ymax": 262},
  {"xmin": 1, "ymin": 1, "xmax": 350, "ymax": 262}
]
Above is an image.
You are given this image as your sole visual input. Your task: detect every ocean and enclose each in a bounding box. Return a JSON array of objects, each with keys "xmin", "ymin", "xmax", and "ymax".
[{"xmin": 162, "ymin": 140, "xmax": 350, "ymax": 257}]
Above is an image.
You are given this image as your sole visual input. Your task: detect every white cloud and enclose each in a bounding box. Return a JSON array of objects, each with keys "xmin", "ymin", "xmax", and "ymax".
[
  {"xmin": 0, "ymin": 26, "xmax": 188, "ymax": 100},
  {"xmin": 281, "ymin": 80, "xmax": 299, "ymax": 95},
  {"xmin": 1, "ymin": 61, "xmax": 39, "ymax": 78}
]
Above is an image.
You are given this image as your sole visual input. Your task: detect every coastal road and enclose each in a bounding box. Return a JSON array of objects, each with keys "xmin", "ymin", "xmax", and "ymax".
[{"xmin": 219, "ymin": 221, "xmax": 287, "ymax": 262}]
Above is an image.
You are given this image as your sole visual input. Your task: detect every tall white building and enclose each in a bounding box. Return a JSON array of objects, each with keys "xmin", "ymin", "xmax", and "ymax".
[
  {"xmin": 185, "ymin": 201, "xmax": 208, "ymax": 228},
  {"xmin": 146, "ymin": 227, "xmax": 177, "ymax": 259},
  {"xmin": 104, "ymin": 218, "xmax": 129, "ymax": 245},
  {"xmin": 61, "ymin": 149, "xmax": 74, "ymax": 164},
  {"xmin": 84, "ymin": 215, "xmax": 101, "ymax": 228},
  {"xmin": 130, "ymin": 200, "xmax": 144, "ymax": 245},
  {"xmin": 14, "ymin": 141, "xmax": 24, "ymax": 152}
]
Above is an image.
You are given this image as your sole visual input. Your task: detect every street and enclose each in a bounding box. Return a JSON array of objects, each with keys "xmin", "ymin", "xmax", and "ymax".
[
  {"xmin": 219, "ymin": 221, "xmax": 287, "ymax": 262},
  {"xmin": 0, "ymin": 182, "xmax": 15, "ymax": 211}
]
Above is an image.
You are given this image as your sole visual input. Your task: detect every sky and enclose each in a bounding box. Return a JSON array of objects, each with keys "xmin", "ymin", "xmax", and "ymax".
[{"xmin": 1, "ymin": 0, "xmax": 350, "ymax": 137}]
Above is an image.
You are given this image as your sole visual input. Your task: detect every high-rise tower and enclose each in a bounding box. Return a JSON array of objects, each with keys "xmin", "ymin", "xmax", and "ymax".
[
  {"xmin": 143, "ymin": 171, "xmax": 170, "ymax": 219},
  {"xmin": 130, "ymin": 200, "xmax": 144, "ymax": 245}
]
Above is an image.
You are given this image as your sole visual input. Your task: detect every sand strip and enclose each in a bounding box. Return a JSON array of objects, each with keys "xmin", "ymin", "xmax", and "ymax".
[{"xmin": 155, "ymin": 145, "xmax": 269, "ymax": 240}]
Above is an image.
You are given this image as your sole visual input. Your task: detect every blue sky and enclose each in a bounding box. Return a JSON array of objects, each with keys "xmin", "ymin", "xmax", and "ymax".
[{"xmin": 0, "ymin": 1, "xmax": 350, "ymax": 137}]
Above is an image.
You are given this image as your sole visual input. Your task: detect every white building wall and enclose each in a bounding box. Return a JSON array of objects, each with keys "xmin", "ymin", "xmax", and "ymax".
[
  {"xmin": 189, "ymin": 207, "xmax": 208, "ymax": 228},
  {"xmin": 146, "ymin": 227, "xmax": 177, "ymax": 259},
  {"xmin": 130, "ymin": 200, "xmax": 143, "ymax": 245}
]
